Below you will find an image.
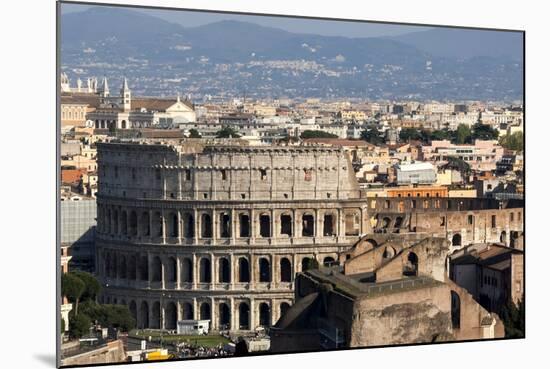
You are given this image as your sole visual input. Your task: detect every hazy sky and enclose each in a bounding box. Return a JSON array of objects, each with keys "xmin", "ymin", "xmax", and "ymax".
[{"xmin": 61, "ymin": 3, "xmax": 432, "ymax": 38}]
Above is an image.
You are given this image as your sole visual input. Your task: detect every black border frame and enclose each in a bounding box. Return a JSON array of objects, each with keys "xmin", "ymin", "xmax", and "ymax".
[{"xmin": 56, "ymin": 1, "xmax": 526, "ymax": 367}]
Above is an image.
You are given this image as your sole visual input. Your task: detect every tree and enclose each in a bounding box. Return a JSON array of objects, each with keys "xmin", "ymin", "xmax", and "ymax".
[
  {"xmin": 499, "ymin": 131, "xmax": 523, "ymax": 151},
  {"xmin": 300, "ymin": 130, "xmax": 339, "ymax": 139},
  {"xmin": 399, "ymin": 128, "xmax": 424, "ymax": 142},
  {"xmin": 444, "ymin": 157, "xmax": 471, "ymax": 178},
  {"xmin": 62, "ymin": 273, "xmax": 85, "ymax": 315},
  {"xmin": 80, "ymin": 301, "xmax": 136, "ymax": 332},
  {"xmin": 72, "ymin": 270, "xmax": 101, "ymax": 303},
  {"xmin": 216, "ymin": 126, "xmax": 241, "ymax": 138},
  {"xmin": 188, "ymin": 128, "xmax": 202, "ymax": 138},
  {"xmin": 500, "ymin": 296, "xmax": 525, "ymax": 338},
  {"xmin": 455, "ymin": 124, "xmax": 472, "ymax": 144},
  {"xmin": 429, "ymin": 129, "xmax": 452, "ymax": 141},
  {"xmin": 472, "ymin": 123, "xmax": 499, "ymax": 141},
  {"xmin": 69, "ymin": 312, "xmax": 92, "ymax": 339},
  {"xmin": 360, "ymin": 128, "xmax": 384, "ymax": 145}
]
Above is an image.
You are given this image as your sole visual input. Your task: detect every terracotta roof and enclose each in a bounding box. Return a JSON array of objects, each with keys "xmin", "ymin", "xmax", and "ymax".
[
  {"xmin": 303, "ymin": 138, "xmax": 374, "ymax": 148},
  {"xmin": 61, "ymin": 169, "xmax": 87, "ymax": 185},
  {"xmin": 139, "ymin": 129, "xmax": 185, "ymax": 139},
  {"xmin": 60, "ymin": 93, "xmax": 100, "ymax": 108},
  {"xmin": 131, "ymin": 98, "xmax": 193, "ymax": 111}
]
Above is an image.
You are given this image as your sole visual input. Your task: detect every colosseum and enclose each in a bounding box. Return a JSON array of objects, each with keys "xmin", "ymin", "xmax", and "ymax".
[{"xmin": 95, "ymin": 139, "xmax": 524, "ymax": 333}]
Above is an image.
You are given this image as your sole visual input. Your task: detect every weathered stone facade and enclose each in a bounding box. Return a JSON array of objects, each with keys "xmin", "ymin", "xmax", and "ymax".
[{"xmin": 95, "ymin": 141, "xmax": 369, "ymax": 332}]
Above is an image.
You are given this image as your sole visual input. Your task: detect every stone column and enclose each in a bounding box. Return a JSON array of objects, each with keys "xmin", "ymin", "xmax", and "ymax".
[
  {"xmin": 212, "ymin": 210, "xmax": 217, "ymax": 244},
  {"xmin": 231, "ymin": 209, "xmax": 236, "ymax": 245},
  {"xmin": 177, "ymin": 211, "xmax": 182, "ymax": 244},
  {"xmin": 210, "ymin": 297, "xmax": 217, "ymax": 330},
  {"xmin": 176, "ymin": 257, "xmax": 181, "ymax": 290},
  {"xmin": 192, "ymin": 254, "xmax": 198, "ymax": 290},
  {"xmin": 193, "ymin": 209, "xmax": 199, "ymax": 244},
  {"xmin": 211, "ymin": 253, "xmax": 217, "ymax": 287},
  {"xmin": 230, "ymin": 298, "xmax": 236, "ymax": 331}
]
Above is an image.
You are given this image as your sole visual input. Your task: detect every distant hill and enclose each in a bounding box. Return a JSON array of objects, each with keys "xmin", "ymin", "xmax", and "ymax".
[
  {"xmin": 60, "ymin": 7, "xmax": 523, "ymax": 101},
  {"xmin": 391, "ymin": 28, "xmax": 523, "ymax": 61}
]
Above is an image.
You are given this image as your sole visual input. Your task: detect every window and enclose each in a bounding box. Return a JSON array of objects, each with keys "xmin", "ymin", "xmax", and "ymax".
[
  {"xmin": 221, "ymin": 169, "xmax": 227, "ymax": 180},
  {"xmin": 491, "ymin": 215, "xmax": 497, "ymax": 228},
  {"xmin": 260, "ymin": 169, "xmax": 267, "ymax": 180},
  {"xmin": 184, "ymin": 169, "xmax": 191, "ymax": 181},
  {"xmin": 468, "ymin": 215, "xmax": 474, "ymax": 225},
  {"xmin": 155, "ymin": 168, "xmax": 161, "ymax": 180}
]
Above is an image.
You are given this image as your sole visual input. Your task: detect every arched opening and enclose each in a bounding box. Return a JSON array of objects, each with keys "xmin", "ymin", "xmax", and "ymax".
[
  {"xmin": 219, "ymin": 303, "xmax": 230, "ymax": 330},
  {"xmin": 382, "ymin": 246, "xmax": 396, "ymax": 259},
  {"xmin": 219, "ymin": 213, "xmax": 231, "ymax": 238},
  {"xmin": 129, "ymin": 301, "xmax": 137, "ymax": 322},
  {"xmin": 121, "ymin": 120, "xmax": 127, "ymax": 129},
  {"xmin": 452, "ymin": 233, "xmax": 462, "ymax": 247},
  {"xmin": 280, "ymin": 302, "xmax": 291, "ymax": 319},
  {"xmin": 128, "ymin": 255, "xmax": 137, "ymax": 280},
  {"xmin": 113, "ymin": 210, "xmax": 119, "ymax": 234},
  {"xmin": 120, "ymin": 211, "xmax": 128, "ymax": 235},
  {"xmin": 140, "ymin": 212, "xmax": 150, "ymax": 236},
  {"xmin": 119, "ymin": 255, "xmax": 127, "ymax": 279},
  {"xmin": 238, "ymin": 258, "xmax": 250, "ymax": 283},
  {"xmin": 139, "ymin": 255, "xmax": 148, "ymax": 281},
  {"xmin": 500, "ymin": 231, "xmax": 507, "ymax": 244},
  {"xmin": 201, "ymin": 213, "xmax": 212, "ymax": 238},
  {"xmin": 280, "ymin": 214, "xmax": 292, "ymax": 236},
  {"xmin": 510, "ymin": 231, "xmax": 520, "ymax": 248},
  {"xmin": 302, "ymin": 257, "xmax": 316, "ymax": 271},
  {"xmin": 166, "ymin": 257, "xmax": 177, "ymax": 283},
  {"xmin": 403, "ymin": 252, "xmax": 418, "ymax": 276},
  {"xmin": 381, "ymin": 217, "xmax": 391, "ymax": 229},
  {"xmin": 151, "ymin": 302, "xmax": 161, "ymax": 329},
  {"xmin": 152, "ymin": 257, "xmax": 162, "ymax": 282},
  {"xmin": 152, "ymin": 212, "xmax": 162, "ymax": 237},
  {"xmin": 165, "ymin": 302, "xmax": 177, "ymax": 330},
  {"xmin": 129, "ymin": 211, "xmax": 137, "ymax": 236},
  {"xmin": 200, "ymin": 302, "xmax": 211, "ymax": 320},
  {"xmin": 181, "ymin": 302, "xmax": 193, "ymax": 320},
  {"xmin": 139, "ymin": 301, "xmax": 149, "ymax": 329},
  {"xmin": 239, "ymin": 214, "xmax": 250, "ymax": 237},
  {"xmin": 259, "ymin": 303, "xmax": 271, "ymax": 327},
  {"xmin": 181, "ymin": 258, "xmax": 193, "ymax": 283},
  {"xmin": 239, "ymin": 302, "xmax": 250, "ymax": 330},
  {"xmin": 259, "ymin": 214, "xmax": 271, "ymax": 238},
  {"xmin": 451, "ymin": 291, "xmax": 461, "ymax": 329},
  {"xmin": 323, "ymin": 214, "xmax": 335, "ymax": 236},
  {"xmin": 302, "ymin": 214, "xmax": 315, "ymax": 237},
  {"xmin": 394, "ymin": 216, "xmax": 403, "ymax": 229},
  {"xmin": 345, "ymin": 212, "xmax": 360, "ymax": 236},
  {"xmin": 280, "ymin": 258, "xmax": 292, "ymax": 282},
  {"xmin": 183, "ymin": 213, "xmax": 194, "ymax": 238},
  {"xmin": 218, "ymin": 258, "xmax": 231, "ymax": 283},
  {"xmin": 259, "ymin": 258, "xmax": 271, "ymax": 282},
  {"xmin": 168, "ymin": 212, "xmax": 178, "ymax": 238},
  {"xmin": 323, "ymin": 256, "xmax": 336, "ymax": 267},
  {"xmin": 199, "ymin": 258, "xmax": 211, "ymax": 283},
  {"xmin": 105, "ymin": 209, "xmax": 112, "ymax": 234}
]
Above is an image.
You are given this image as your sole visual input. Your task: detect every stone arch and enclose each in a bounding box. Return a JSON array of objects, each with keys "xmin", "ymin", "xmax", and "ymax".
[
  {"xmin": 239, "ymin": 302, "xmax": 250, "ymax": 330},
  {"xmin": 451, "ymin": 291, "xmax": 461, "ymax": 329},
  {"xmin": 280, "ymin": 213, "xmax": 293, "ymax": 236},
  {"xmin": 181, "ymin": 302, "xmax": 193, "ymax": 320},
  {"xmin": 302, "ymin": 213, "xmax": 315, "ymax": 237},
  {"xmin": 113, "ymin": 210, "xmax": 119, "ymax": 234},
  {"xmin": 121, "ymin": 120, "xmax": 127, "ymax": 129},
  {"xmin": 259, "ymin": 213, "xmax": 271, "ymax": 238},
  {"xmin": 129, "ymin": 301, "xmax": 137, "ymax": 322},
  {"xmin": 199, "ymin": 257, "xmax": 211, "ymax": 283},
  {"xmin": 218, "ymin": 257, "xmax": 231, "ymax": 283},
  {"xmin": 119, "ymin": 254, "xmax": 127, "ymax": 279},
  {"xmin": 120, "ymin": 211, "xmax": 128, "ymax": 235},
  {"xmin": 219, "ymin": 302, "xmax": 231, "ymax": 330},
  {"xmin": 259, "ymin": 302, "xmax": 271, "ymax": 327},
  {"xmin": 165, "ymin": 257, "xmax": 177, "ymax": 283},
  {"xmin": 452, "ymin": 233, "xmax": 462, "ymax": 247},
  {"xmin": 139, "ymin": 255, "xmax": 148, "ymax": 281},
  {"xmin": 219, "ymin": 212, "xmax": 231, "ymax": 238},
  {"xmin": 323, "ymin": 256, "xmax": 335, "ymax": 267},
  {"xmin": 239, "ymin": 213, "xmax": 250, "ymax": 237},
  {"xmin": 280, "ymin": 257, "xmax": 292, "ymax": 282},
  {"xmin": 140, "ymin": 212, "xmax": 150, "ymax": 236},
  {"xmin": 323, "ymin": 213, "xmax": 336, "ymax": 236},
  {"xmin": 280, "ymin": 302, "xmax": 291, "ymax": 318},
  {"xmin": 200, "ymin": 302, "xmax": 211, "ymax": 320},
  {"xmin": 382, "ymin": 246, "xmax": 396, "ymax": 259},
  {"xmin": 183, "ymin": 213, "xmax": 194, "ymax": 238},
  {"xmin": 105, "ymin": 208, "xmax": 112, "ymax": 234},
  {"xmin": 168, "ymin": 212, "xmax": 179, "ymax": 238},
  {"xmin": 152, "ymin": 211, "xmax": 162, "ymax": 237},
  {"xmin": 129, "ymin": 211, "xmax": 137, "ymax": 236},
  {"xmin": 381, "ymin": 217, "xmax": 391, "ymax": 229},
  {"xmin": 181, "ymin": 258, "xmax": 193, "ymax": 283},
  {"xmin": 404, "ymin": 252, "xmax": 418, "ymax": 276},
  {"xmin": 301, "ymin": 257, "xmax": 316, "ymax": 271},
  {"xmin": 152, "ymin": 256, "xmax": 162, "ymax": 282},
  {"xmin": 165, "ymin": 302, "xmax": 177, "ymax": 330},
  {"xmin": 394, "ymin": 216, "xmax": 403, "ymax": 229},
  {"xmin": 201, "ymin": 213, "xmax": 212, "ymax": 238},
  {"xmin": 500, "ymin": 231, "xmax": 507, "ymax": 244},
  {"xmin": 128, "ymin": 255, "xmax": 137, "ymax": 280},
  {"xmin": 238, "ymin": 257, "xmax": 250, "ymax": 283},
  {"xmin": 259, "ymin": 257, "xmax": 271, "ymax": 282},
  {"xmin": 139, "ymin": 301, "xmax": 149, "ymax": 329},
  {"xmin": 151, "ymin": 302, "xmax": 161, "ymax": 329}
]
